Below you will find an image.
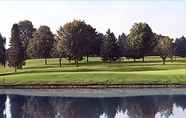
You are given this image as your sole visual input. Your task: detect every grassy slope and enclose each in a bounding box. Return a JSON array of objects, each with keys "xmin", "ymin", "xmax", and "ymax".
[{"xmin": 0, "ymin": 56, "xmax": 186, "ymax": 85}]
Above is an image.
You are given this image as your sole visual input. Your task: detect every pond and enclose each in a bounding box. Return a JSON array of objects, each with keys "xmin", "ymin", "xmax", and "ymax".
[{"xmin": 1, "ymin": 88, "xmax": 186, "ymax": 118}]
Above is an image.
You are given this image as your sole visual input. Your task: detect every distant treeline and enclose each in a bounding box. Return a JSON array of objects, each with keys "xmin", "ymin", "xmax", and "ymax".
[{"xmin": 0, "ymin": 20, "xmax": 186, "ymax": 71}]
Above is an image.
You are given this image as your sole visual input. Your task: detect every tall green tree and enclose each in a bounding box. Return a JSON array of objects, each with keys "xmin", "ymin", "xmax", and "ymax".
[
  {"xmin": 55, "ymin": 34, "xmax": 66, "ymax": 67},
  {"xmin": 57, "ymin": 20, "xmax": 86, "ymax": 66},
  {"xmin": 57, "ymin": 20, "xmax": 99, "ymax": 66},
  {"xmin": 18, "ymin": 20, "xmax": 35, "ymax": 60},
  {"xmin": 155, "ymin": 35, "xmax": 173, "ymax": 64},
  {"xmin": 95, "ymin": 32, "xmax": 104, "ymax": 56},
  {"xmin": 8, "ymin": 24, "xmax": 24, "ymax": 72},
  {"xmin": 118, "ymin": 33, "xmax": 128, "ymax": 58},
  {"xmin": 0, "ymin": 33, "xmax": 6, "ymax": 67},
  {"xmin": 82, "ymin": 24, "xmax": 97, "ymax": 62},
  {"xmin": 127, "ymin": 22, "xmax": 155, "ymax": 61},
  {"xmin": 101, "ymin": 29, "xmax": 121, "ymax": 62},
  {"xmin": 175, "ymin": 36, "xmax": 186, "ymax": 57},
  {"xmin": 50, "ymin": 35, "xmax": 61, "ymax": 58},
  {"xmin": 27, "ymin": 25, "xmax": 54, "ymax": 65}
]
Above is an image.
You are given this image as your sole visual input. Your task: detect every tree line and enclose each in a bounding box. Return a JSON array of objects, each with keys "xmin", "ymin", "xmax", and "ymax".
[{"xmin": 0, "ymin": 19, "xmax": 186, "ymax": 71}]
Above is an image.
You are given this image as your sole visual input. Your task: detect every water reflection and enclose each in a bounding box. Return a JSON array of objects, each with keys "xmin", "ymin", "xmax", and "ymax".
[
  {"xmin": 1, "ymin": 95, "xmax": 186, "ymax": 118},
  {"xmin": 0, "ymin": 95, "xmax": 6, "ymax": 118}
]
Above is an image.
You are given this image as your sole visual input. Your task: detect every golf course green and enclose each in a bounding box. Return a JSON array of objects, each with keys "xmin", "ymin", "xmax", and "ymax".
[{"xmin": 0, "ymin": 56, "xmax": 186, "ymax": 86}]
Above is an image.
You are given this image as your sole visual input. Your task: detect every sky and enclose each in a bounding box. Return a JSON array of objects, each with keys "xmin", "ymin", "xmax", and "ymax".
[{"xmin": 0, "ymin": 0, "xmax": 186, "ymax": 47}]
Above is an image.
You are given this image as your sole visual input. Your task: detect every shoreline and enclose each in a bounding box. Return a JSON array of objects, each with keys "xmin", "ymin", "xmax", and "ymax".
[{"xmin": 1, "ymin": 84, "xmax": 186, "ymax": 89}]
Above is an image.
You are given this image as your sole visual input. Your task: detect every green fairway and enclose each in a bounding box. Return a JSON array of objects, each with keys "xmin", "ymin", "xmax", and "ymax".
[{"xmin": 1, "ymin": 56, "xmax": 186, "ymax": 86}]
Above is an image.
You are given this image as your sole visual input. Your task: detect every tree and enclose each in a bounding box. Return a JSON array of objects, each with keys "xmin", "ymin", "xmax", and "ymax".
[
  {"xmin": 18, "ymin": 20, "xmax": 35, "ymax": 60},
  {"xmin": 118, "ymin": 33, "xmax": 128, "ymax": 59},
  {"xmin": 0, "ymin": 34, "xmax": 6, "ymax": 67},
  {"xmin": 95, "ymin": 33, "xmax": 104, "ymax": 56},
  {"xmin": 8, "ymin": 24, "xmax": 24, "ymax": 72},
  {"xmin": 82, "ymin": 24, "xmax": 97, "ymax": 62},
  {"xmin": 101, "ymin": 29, "xmax": 121, "ymax": 62},
  {"xmin": 55, "ymin": 34, "xmax": 66, "ymax": 67},
  {"xmin": 57, "ymin": 20, "xmax": 99, "ymax": 66},
  {"xmin": 127, "ymin": 22, "xmax": 155, "ymax": 61},
  {"xmin": 57, "ymin": 20, "xmax": 86, "ymax": 66},
  {"xmin": 27, "ymin": 26, "xmax": 54, "ymax": 65},
  {"xmin": 175, "ymin": 36, "xmax": 186, "ymax": 57},
  {"xmin": 155, "ymin": 35, "xmax": 173, "ymax": 65},
  {"xmin": 50, "ymin": 35, "xmax": 62, "ymax": 59}
]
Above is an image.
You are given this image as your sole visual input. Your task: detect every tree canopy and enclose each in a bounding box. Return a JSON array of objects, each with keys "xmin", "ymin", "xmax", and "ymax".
[
  {"xmin": 8, "ymin": 24, "xmax": 24, "ymax": 72},
  {"xmin": 118, "ymin": 33, "xmax": 128, "ymax": 58},
  {"xmin": 175, "ymin": 36, "xmax": 186, "ymax": 57},
  {"xmin": 57, "ymin": 20, "xmax": 98, "ymax": 66},
  {"xmin": 18, "ymin": 20, "xmax": 35, "ymax": 60},
  {"xmin": 101, "ymin": 29, "xmax": 121, "ymax": 62},
  {"xmin": 27, "ymin": 25, "xmax": 54, "ymax": 64},
  {"xmin": 2, "ymin": 19, "xmax": 180, "ymax": 68},
  {"xmin": 0, "ymin": 33, "xmax": 6, "ymax": 67},
  {"xmin": 127, "ymin": 23, "xmax": 155, "ymax": 61},
  {"xmin": 155, "ymin": 35, "xmax": 173, "ymax": 64}
]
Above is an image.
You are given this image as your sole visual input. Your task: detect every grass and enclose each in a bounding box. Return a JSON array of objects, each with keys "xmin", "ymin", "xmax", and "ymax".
[{"xmin": 1, "ymin": 56, "xmax": 186, "ymax": 86}]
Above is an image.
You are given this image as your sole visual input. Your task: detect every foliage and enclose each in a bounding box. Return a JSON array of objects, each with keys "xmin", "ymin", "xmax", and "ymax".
[
  {"xmin": 175, "ymin": 36, "xmax": 186, "ymax": 57},
  {"xmin": 18, "ymin": 20, "xmax": 35, "ymax": 60},
  {"xmin": 55, "ymin": 34, "xmax": 66, "ymax": 67},
  {"xmin": 27, "ymin": 25, "xmax": 54, "ymax": 64},
  {"xmin": 8, "ymin": 24, "xmax": 24, "ymax": 72},
  {"xmin": 118, "ymin": 33, "xmax": 128, "ymax": 57},
  {"xmin": 127, "ymin": 23, "xmax": 155, "ymax": 60},
  {"xmin": 95, "ymin": 33, "xmax": 104, "ymax": 56},
  {"xmin": 57, "ymin": 20, "xmax": 98, "ymax": 66},
  {"xmin": 155, "ymin": 35, "xmax": 173, "ymax": 64},
  {"xmin": 82, "ymin": 24, "xmax": 97, "ymax": 62},
  {"xmin": 50, "ymin": 35, "xmax": 61, "ymax": 58},
  {"xmin": 0, "ymin": 33, "xmax": 6, "ymax": 67},
  {"xmin": 101, "ymin": 29, "xmax": 121, "ymax": 62}
]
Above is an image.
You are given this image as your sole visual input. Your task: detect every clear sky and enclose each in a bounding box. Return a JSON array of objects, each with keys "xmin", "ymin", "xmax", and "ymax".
[{"xmin": 0, "ymin": 0, "xmax": 186, "ymax": 47}]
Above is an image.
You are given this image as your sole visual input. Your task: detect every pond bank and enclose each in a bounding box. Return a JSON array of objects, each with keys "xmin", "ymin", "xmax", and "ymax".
[{"xmin": 1, "ymin": 87, "xmax": 186, "ymax": 97}]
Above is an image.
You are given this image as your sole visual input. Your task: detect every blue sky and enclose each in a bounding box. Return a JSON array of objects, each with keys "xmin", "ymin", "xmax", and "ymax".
[{"xmin": 0, "ymin": 0, "xmax": 186, "ymax": 47}]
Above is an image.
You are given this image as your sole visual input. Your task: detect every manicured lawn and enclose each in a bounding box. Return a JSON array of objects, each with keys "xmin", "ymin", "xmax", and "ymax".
[{"xmin": 0, "ymin": 56, "xmax": 186, "ymax": 85}]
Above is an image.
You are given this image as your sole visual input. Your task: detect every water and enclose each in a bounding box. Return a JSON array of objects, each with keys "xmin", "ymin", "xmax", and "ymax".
[{"xmin": 1, "ymin": 88, "xmax": 186, "ymax": 118}]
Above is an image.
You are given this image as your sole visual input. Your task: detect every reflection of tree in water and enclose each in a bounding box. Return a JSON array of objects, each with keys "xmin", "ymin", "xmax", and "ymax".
[
  {"xmin": 126, "ymin": 96, "xmax": 173, "ymax": 118},
  {"xmin": 22, "ymin": 96, "xmax": 56, "ymax": 118},
  {"xmin": 126, "ymin": 96, "xmax": 158, "ymax": 118},
  {"xmin": 9, "ymin": 96, "xmax": 55, "ymax": 118},
  {"xmin": 0, "ymin": 95, "xmax": 6, "ymax": 118},
  {"xmin": 8, "ymin": 95, "xmax": 186, "ymax": 118},
  {"xmin": 51, "ymin": 98, "xmax": 103, "ymax": 118},
  {"xmin": 100, "ymin": 98, "xmax": 126, "ymax": 118},
  {"xmin": 9, "ymin": 96, "xmax": 125, "ymax": 118},
  {"xmin": 50, "ymin": 97, "xmax": 128, "ymax": 118},
  {"xmin": 174, "ymin": 95, "xmax": 186, "ymax": 110},
  {"xmin": 9, "ymin": 95, "xmax": 27, "ymax": 118},
  {"xmin": 155, "ymin": 96, "xmax": 173, "ymax": 118}
]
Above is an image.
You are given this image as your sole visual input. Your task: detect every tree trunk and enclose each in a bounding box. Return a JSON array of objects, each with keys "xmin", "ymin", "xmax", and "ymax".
[
  {"xmin": 18, "ymin": 64, "xmax": 23, "ymax": 69},
  {"xmin": 77, "ymin": 60, "xmax": 79, "ymax": 67},
  {"xmin": 163, "ymin": 58, "xmax": 166, "ymax": 65},
  {"xmin": 75, "ymin": 58, "xmax": 79, "ymax": 67},
  {"xmin": 15, "ymin": 67, "xmax": 17, "ymax": 73},
  {"xmin": 142, "ymin": 57, "xmax": 145, "ymax": 62},
  {"xmin": 171, "ymin": 56, "xmax": 173, "ymax": 63},
  {"xmin": 175, "ymin": 55, "xmax": 176, "ymax": 61},
  {"xmin": 86, "ymin": 55, "xmax": 89, "ymax": 63},
  {"xmin": 59, "ymin": 58, "xmax": 62, "ymax": 67},
  {"xmin": 45, "ymin": 58, "xmax": 47, "ymax": 65},
  {"xmin": 133, "ymin": 58, "xmax": 136, "ymax": 62},
  {"xmin": 3, "ymin": 63, "xmax": 5, "ymax": 68}
]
